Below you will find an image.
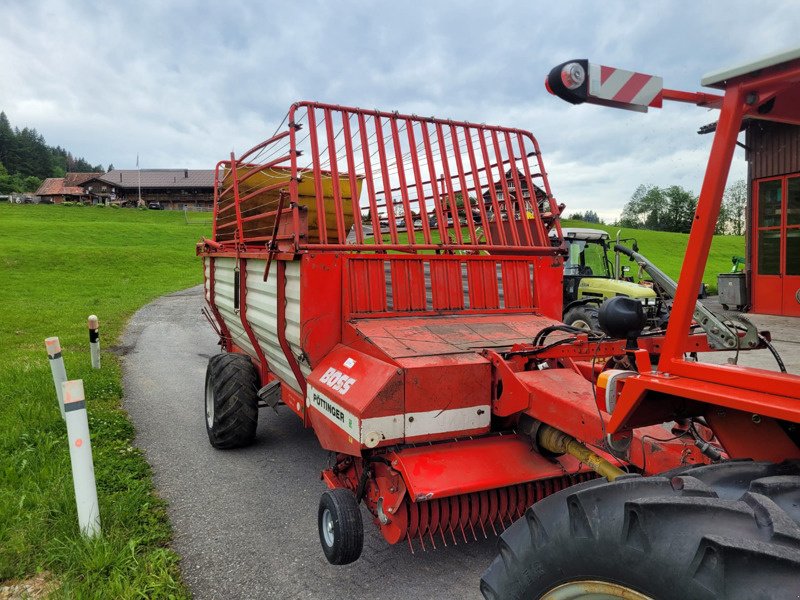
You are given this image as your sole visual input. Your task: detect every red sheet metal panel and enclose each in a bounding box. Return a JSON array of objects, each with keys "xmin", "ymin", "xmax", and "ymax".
[
  {"xmin": 348, "ymin": 313, "xmax": 561, "ymax": 359},
  {"xmin": 390, "ymin": 435, "xmax": 593, "ymax": 501},
  {"xmin": 430, "ymin": 260, "xmax": 464, "ymax": 310},
  {"xmin": 390, "ymin": 259, "xmax": 426, "ymax": 311}
]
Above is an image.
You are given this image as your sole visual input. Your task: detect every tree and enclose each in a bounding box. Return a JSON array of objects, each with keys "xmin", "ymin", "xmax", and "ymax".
[
  {"xmin": 107, "ymin": 163, "xmax": 115, "ymax": 172},
  {"xmin": 619, "ymin": 184, "xmax": 697, "ymax": 232},
  {"xmin": 583, "ymin": 210, "xmax": 601, "ymax": 224},
  {"xmin": 567, "ymin": 212, "xmax": 583, "ymax": 221},
  {"xmin": 724, "ymin": 179, "xmax": 747, "ymax": 236}
]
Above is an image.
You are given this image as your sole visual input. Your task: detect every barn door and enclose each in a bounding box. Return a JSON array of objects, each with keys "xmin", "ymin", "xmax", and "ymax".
[
  {"xmin": 784, "ymin": 176, "xmax": 800, "ymax": 316},
  {"xmin": 753, "ymin": 176, "xmax": 800, "ymax": 316}
]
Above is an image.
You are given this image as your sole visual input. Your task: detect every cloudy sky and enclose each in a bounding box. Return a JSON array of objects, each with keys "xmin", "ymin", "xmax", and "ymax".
[{"xmin": 1, "ymin": 0, "xmax": 798, "ymax": 220}]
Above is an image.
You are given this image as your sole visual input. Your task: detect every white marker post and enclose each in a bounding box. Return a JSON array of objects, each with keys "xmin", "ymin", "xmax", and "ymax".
[
  {"xmin": 45, "ymin": 337, "xmax": 67, "ymax": 419},
  {"xmin": 62, "ymin": 380, "xmax": 101, "ymax": 538},
  {"xmin": 88, "ymin": 315, "xmax": 100, "ymax": 369}
]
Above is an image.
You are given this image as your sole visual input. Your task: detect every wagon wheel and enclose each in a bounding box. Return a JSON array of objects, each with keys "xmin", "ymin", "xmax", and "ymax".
[
  {"xmin": 481, "ymin": 461, "xmax": 800, "ymax": 600},
  {"xmin": 318, "ymin": 488, "xmax": 364, "ymax": 565},
  {"xmin": 204, "ymin": 353, "xmax": 259, "ymax": 449}
]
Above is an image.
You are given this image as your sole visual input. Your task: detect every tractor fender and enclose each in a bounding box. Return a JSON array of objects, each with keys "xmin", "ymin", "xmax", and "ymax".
[{"xmin": 563, "ymin": 297, "xmax": 602, "ymax": 316}]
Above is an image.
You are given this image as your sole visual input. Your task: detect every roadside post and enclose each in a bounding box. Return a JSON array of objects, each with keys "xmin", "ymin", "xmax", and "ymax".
[
  {"xmin": 62, "ymin": 379, "xmax": 101, "ymax": 538},
  {"xmin": 88, "ymin": 315, "xmax": 100, "ymax": 369},
  {"xmin": 45, "ymin": 337, "xmax": 67, "ymax": 419}
]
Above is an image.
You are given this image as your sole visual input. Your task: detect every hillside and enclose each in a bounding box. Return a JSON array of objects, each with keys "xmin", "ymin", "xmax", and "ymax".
[
  {"xmin": 0, "ymin": 111, "xmax": 104, "ymax": 194},
  {"xmin": 561, "ymin": 219, "xmax": 745, "ymax": 293}
]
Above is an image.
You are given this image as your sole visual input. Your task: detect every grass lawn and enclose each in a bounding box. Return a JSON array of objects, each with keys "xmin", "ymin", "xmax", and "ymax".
[{"xmin": 0, "ymin": 203, "xmax": 207, "ymax": 598}]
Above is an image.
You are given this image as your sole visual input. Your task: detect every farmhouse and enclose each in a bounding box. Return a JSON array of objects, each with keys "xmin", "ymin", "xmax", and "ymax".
[
  {"xmin": 80, "ymin": 169, "xmax": 215, "ymax": 209},
  {"xmin": 35, "ymin": 172, "xmax": 102, "ymax": 203},
  {"xmin": 746, "ymin": 121, "xmax": 800, "ymax": 316}
]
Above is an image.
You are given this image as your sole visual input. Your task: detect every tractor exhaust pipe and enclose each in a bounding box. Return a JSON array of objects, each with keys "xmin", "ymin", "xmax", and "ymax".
[{"xmin": 536, "ymin": 424, "xmax": 625, "ymax": 482}]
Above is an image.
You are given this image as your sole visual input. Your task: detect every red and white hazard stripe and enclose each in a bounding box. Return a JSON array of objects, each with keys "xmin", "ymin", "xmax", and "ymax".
[{"xmin": 589, "ymin": 64, "xmax": 663, "ymax": 108}]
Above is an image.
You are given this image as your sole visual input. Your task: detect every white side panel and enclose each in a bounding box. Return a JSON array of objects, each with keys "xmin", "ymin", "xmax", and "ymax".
[
  {"xmin": 244, "ymin": 259, "xmax": 306, "ymax": 392},
  {"xmin": 212, "ymin": 258, "xmax": 256, "ymax": 356},
  {"xmin": 203, "ymin": 258, "xmax": 211, "ymax": 303},
  {"xmin": 210, "ymin": 257, "xmax": 305, "ymax": 393}
]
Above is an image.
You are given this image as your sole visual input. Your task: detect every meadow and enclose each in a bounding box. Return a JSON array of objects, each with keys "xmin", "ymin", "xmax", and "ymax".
[{"xmin": 0, "ymin": 204, "xmax": 206, "ymax": 597}]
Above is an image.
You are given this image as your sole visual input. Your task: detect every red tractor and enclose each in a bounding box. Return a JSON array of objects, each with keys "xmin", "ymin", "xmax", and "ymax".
[{"xmin": 197, "ymin": 49, "xmax": 800, "ymax": 600}]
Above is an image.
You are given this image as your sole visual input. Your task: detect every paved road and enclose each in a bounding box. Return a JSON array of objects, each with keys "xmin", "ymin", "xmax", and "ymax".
[{"xmin": 121, "ymin": 286, "xmax": 494, "ymax": 600}]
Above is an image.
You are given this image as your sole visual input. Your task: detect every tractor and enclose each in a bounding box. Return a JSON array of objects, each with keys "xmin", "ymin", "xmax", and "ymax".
[
  {"xmin": 479, "ymin": 51, "xmax": 800, "ymax": 599},
  {"xmin": 557, "ymin": 227, "xmax": 662, "ymax": 330}
]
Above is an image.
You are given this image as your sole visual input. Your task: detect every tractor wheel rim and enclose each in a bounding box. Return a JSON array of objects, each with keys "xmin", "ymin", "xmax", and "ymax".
[
  {"xmin": 541, "ymin": 580, "xmax": 652, "ymax": 600},
  {"xmin": 322, "ymin": 508, "xmax": 335, "ymax": 547},
  {"xmin": 205, "ymin": 376, "xmax": 214, "ymax": 428}
]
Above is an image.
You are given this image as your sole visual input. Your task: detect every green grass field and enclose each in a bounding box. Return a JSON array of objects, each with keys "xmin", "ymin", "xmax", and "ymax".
[{"xmin": 0, "ymin": 204, "xmax": 207, "ymax": 597}]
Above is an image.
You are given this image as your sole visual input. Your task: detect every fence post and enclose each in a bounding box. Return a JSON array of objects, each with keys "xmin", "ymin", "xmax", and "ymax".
[
  {"xmin": 88, "ymin": 315, "xmax": 100, "ymax": 369},
  {"xmin": 45, "ymin": 337, "xmax": 67, "ymax": 419},
  {"xmin": 62, "ymin": 379, "xmax": 101, "ymax": 538}
]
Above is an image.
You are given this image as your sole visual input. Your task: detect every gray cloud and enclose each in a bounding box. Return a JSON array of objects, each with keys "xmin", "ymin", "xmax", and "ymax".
[{"xmin": 1, "ymin": 0, "xmax": 797, "ymax": 219}]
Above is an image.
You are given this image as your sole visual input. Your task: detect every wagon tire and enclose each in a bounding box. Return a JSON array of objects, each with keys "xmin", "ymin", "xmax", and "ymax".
[
  {"xmin": 480, "ymin": 460, "xmax": 800, "ymax": 600},
  {"xmin": 564, "ymin": 305, "xmax": 600, "ymax": 332},
  {"xmin": 318, "ymin": 488, "xmax": 364, "ymax": 565},
  {"xmin": 204, "ymin": 352, "xmax": 259, "ymax": 449}
]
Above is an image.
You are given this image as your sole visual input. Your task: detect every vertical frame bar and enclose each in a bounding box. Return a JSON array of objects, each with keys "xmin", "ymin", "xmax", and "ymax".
[
  {"xmin": 324, "ymin": 108, "xmax": 347, "ymax": 243},
  {"xmin": 449, "ymin": 124, "xmax": 478, "ymax": 244},
  {"xmin": 465, "ymin": 127, "xmax": 493, "ymax": 245},
  {"xmin": 341, "ymin": 112, "xmax": 364, "ymax": 244},
  {"xmin": 375, "ymin": 115, "xmax": 400, "ymax": 245},
  {"xmin": 478, "ymin": 129, "xmax": 507, "ymax": 245},
  {"xmin": 434, "ymin": 122, "xmax": 463, "ymax": 244},
  {"xmin": 406, "ymin": 119, "xmax": 433, "ymax": 245},
  {"xmin": 306, "ymin": 106, "xmax": 328, "ymax": 244},
  {"xmin": 504, "ymin": 130, "xmax": 533, "ymax": 246},
  {"xmin": 490, "ymin": 129, "xmax": 520, "ymax": 245},
  {"xmin": 390, "ymin": 116, "xmax": 416, "ymax": 246},
  {"xmin": 420, "ymin": 121, "xmax": 448, "ymax": 244},
  {"xmin": 357, "ymin": 113, "xmax": 383, "ymax": 247}
]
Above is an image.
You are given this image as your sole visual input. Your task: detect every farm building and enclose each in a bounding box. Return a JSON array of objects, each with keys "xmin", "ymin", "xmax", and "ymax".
[
  {"xmin": 35, "ymin": 172, "xmax": 102, "ymax": 203},
  {"xmin": 746, "ymin": 121, "xmax": 800, "ymax": 316},
  {"xmin": 80, "ymin": 169, "xmax": 215, "ymax": 209}
]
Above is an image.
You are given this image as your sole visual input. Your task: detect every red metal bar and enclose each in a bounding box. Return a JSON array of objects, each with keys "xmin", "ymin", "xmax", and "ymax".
[
  {"xmin": 357, "ymin": 113, "xmax": 383, "ymax": 246},
  {"xmin": 229, "ymin": 152, "xmax": 245, "ymax": 243},
  {"xmin": 236, "ymin": 178, "xmax": 294, "ymax": 207},
  {"xmin": 288, "ymin": 105, "xmax": 301, "ymax": 251},
  {"xmin": 212, "ymin": 160, "xmax": 226, "ymax": 240},
  {"xmin": 658, "ymin": 86, "xmax": 746, "ymax": 366},
  {"xmin": 526, "ymin": 133, "xmax": 562, "ymax": 239},
  {"xmin": 465, "ymin": 128, "xmax": 493, "ymax": 245},
  {"xmin": 490, "ymin": 130, "xmax": 520, "ymax": 245},
  {"xmin": 516, "ymin": 132, "xmax": 549, "ymax": 244},
  {"xmin": 263, "ymin": 191, "xmax": 287, "ymax": 282},
  {"xmin": 420, "ymin": 121, "xmax": 448, "ymax": 244},
  {"xmin": 375, "ymin": 115, "xmax": 400, "ymax": 245},
  {"xmin": 219, "ymin": 151, "xmax": 292, "ymax": 199},
  {"xmin": 341, "ymin": 113, "xmax": 364, "ymax": 244},
  {"xmin": 405, "ymin": 119, "xmax": 433, "ymax": 245},
  {"xmin": 237, "ymin": 258, "xmax": 270, "ymax": 381},
  {"xmin": 235, "ymin": 129, "xmax": 291, "ymax": 165},
  {"xmin": 434, "ymin": 122, "xmax": 463, "ymax": 245},
  {"xmin": 277, "ymin": 260, "xmax": 307, "ymax": 395},
  {"xmin": 304, "ymin": 243, "xmax": 557, "ymax": 254},
  {"xmin": 449, "ymin": 125, "xmax": 478, "ymax": 244},
  {"xmin": 306, "ymin": 106, "xmax": 328, "ymax": 245},
  {"xmin": 324, "ymin": 108, "xmax": 347, "ymax": 243},
  {"xmin": 504, "ymin": 130, "xmax": 534, "ymax": 246},
  {"xmin": 662, "ymin": 88, "xmax": 723, "ymax": 108},
  {"xmin": 478, "ymin": 130, "xmax": 507, "ymax": 245},
  {"xmin": 390, "ymin": 116, "xmax": 415, "ymax": 245}
]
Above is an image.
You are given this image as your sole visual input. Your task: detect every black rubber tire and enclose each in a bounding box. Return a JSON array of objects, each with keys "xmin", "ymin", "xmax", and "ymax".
[
  {"xmin": 481, "ymin": 461, "xmax": 800, "ymax": 600},
  {"xmin": 318, "ymin": 488, "xmax": 364, "ymax": 565},
  {"xmin": 563, "ymin": 305, "xmax": 600, "ymax": 332},
  {"xmin": 204, "ymin": 353, "xmax": 259, "ymax": 449}
]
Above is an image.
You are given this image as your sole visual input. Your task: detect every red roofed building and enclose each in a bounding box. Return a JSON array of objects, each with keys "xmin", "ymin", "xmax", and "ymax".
[{"xmin": 35, "ymin": 174, "xmax": 101, "ymax": 203}]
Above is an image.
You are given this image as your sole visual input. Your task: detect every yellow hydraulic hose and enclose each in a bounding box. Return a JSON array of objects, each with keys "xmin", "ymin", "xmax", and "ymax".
[{"xmin": 536, "ymin": 425, "xmax": 625, "ymax": 481}]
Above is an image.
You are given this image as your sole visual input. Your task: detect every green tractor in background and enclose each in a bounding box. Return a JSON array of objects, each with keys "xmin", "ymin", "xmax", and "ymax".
[{"xmin": 556, "ymin": 228, "xmax": 665, "ymax": 330}]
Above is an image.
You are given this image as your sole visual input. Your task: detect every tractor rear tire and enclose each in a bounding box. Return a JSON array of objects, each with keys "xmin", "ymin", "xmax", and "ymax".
[
  {"xmin": 318, "ymin": 488, "xmax": 364, "ymax": 565},
  {"xmin": 204, "ymin": 353, "xmax": 259, "ymax": 449},
  {"xmin": 564, "ymin": 305, "xmax": 600, "ymax": 332},
  {"xmin": 480, "ymin": 461, "xmax": 800, "ymax": 600}
]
